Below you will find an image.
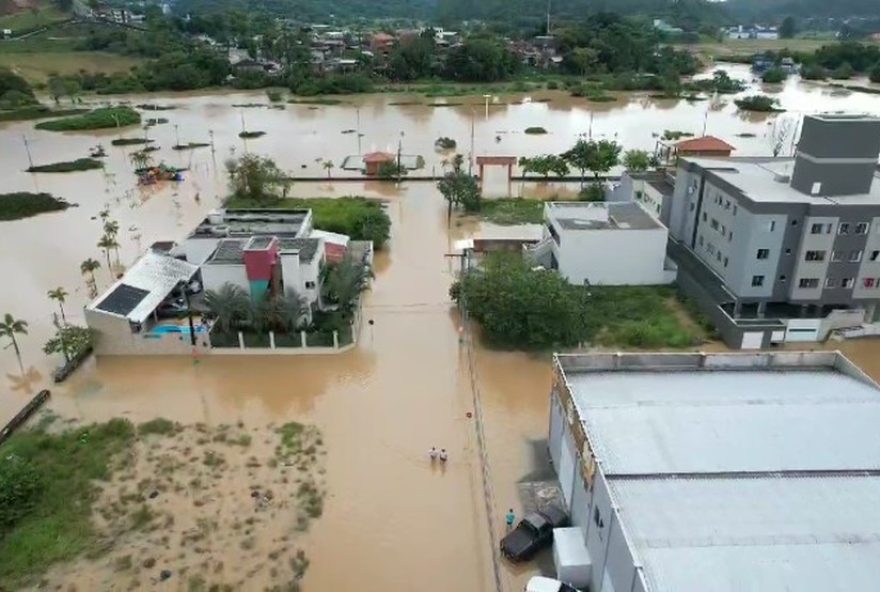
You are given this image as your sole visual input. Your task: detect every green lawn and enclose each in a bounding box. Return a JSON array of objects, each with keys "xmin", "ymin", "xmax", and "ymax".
[
  {"xmin": 478, "ymin": 198, "xmax": 545, "ymax": 225},
  {"xmin": 0, "ymin": 51, "xmax": 142, "ymax": 84},
  {"xmin": 0, "ymin": 419, "xmax": 135, "ymax": 588},
  {"xmin": 0, "ymin": 3, "xmax": 67, "ymax": 33},
  {"xmin": 679, "ymin": 37, "xmax": 877, "ymax": 59}
]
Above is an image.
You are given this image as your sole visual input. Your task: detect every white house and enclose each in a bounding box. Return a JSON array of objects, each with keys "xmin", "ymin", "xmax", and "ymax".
[{"xmin": 540, "ymin": 201, "xmax": 676, "ymax": 285}]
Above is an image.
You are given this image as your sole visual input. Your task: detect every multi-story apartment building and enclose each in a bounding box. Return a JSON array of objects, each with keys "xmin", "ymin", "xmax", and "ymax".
[{"xmin": 668, "ymin": 114, "xmax": 880, "ymax": 348}]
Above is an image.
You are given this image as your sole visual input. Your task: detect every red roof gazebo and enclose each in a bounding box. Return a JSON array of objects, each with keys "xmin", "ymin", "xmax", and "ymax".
[
  {"xmin": 674, "ymin": 135, "xmax": 736, "ymax": 158},
  {"xmin": 363, "ymin": 151, "xmax": 395, "ymax": 176}
]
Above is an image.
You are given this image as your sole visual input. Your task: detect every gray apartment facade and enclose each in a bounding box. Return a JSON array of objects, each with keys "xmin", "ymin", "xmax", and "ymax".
[{"xmin": 667, "ymin": 114, "xmax": 880, "ymax": 348}]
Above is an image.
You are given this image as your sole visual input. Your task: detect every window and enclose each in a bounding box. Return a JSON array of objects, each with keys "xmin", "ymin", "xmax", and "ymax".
[
  {"xmin": 733, "ymin": 205, "xmax": 737, "ymax": 215},
  {"xmin": 702, "ymin": 212, "xmax": 708, "ymax": 222},
  {"xmin": 752, "ymin": 275, "xmax": 765, "ymax": 287},
  {"xmin": 864, "ymin": 278, "xmax": 876, "ymax": 289},
  {"xmin": 871, "ymin": 251, "xmax": 880, "ymax": 262},
  {"xmin": 826, "ymin": 278, "xmax": 837, "ymax": 288},
  {"xmin": 689, "ymin": 202, "xmax": 695, "ymax": 212},
  {"xmin": 805, "ymin": 250, "xmax": 826, "ymax": 262},
  {"xmin": 768, "ymin": 220, "xmax": 776, "ymax": 232},
  {"xmin": 710, "ymin": 218, "xmax": 719, "ymax": 231},
  {"xmin": 799, "ymin": 278, "xmax": 820, "ymax": 289},
  {"xmin": 839, "ymin": 223, "xmax": 850, "ymax": 235},
  {"xmin": 720, "ymin": 224, "xmax": 726, "ymax": 235},
  {"xmin": 707, "ymin": 243, "xmax": 716, "ymax": 256},
  {"xmin": 779, "ymin": 275, "xmax": 787, "ymax": 282},
  {"xmin": 791, "ymin": 219, "xmax": 798, "ymax": 226},
  {"xmin": 305, "ymin": 281, "xmax": 316, "ymax": 289},
  {"xmin": 728, "ymin": 231, "xmax": 734, "ymax": 242},
  {"xmin": 716, "ymin": 251, "xmax": 722, "ymax": 262},
  {"xmin": 832, "ymin": 251, "xmax": 844, "ymax": 262},
  {"xmin": 849, "ymin": 250, "xmax": 863, "ymax": 263},
  {"xmin": 698, "ymin": 235, "xmax": 704, "ymax": 246},
  {"xmin": 593, "ymin": 507, "xmax": 604, "ymax": 529},
  {"xmin": 856, "ymin": 222, "xmax": 869, "ymax": 234},
  {"xmin": 756, "ymin": 249, "xmax": 770, "ymax": 260},
  {"xmin": 842, "ymin": 278, "xmax": 854, "ymax": 289},
  {"xmin": 723, "ymin": 257, "xmax": 729, "ymax": 268},
  {"xmin": 810, "ymin": 223, "xmax": 824, "ymax": 235},
  {"xmin": 635, "ymin": 191, "xmax": 643, "ymax": 200}
]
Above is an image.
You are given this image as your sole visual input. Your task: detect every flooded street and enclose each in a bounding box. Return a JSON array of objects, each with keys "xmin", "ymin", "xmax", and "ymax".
[{"xmin": 2, "ymin": 65, "xmax": 880, "ymax": 590}]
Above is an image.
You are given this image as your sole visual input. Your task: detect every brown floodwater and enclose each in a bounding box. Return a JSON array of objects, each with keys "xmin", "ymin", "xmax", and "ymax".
[{"xmin": 2, "ymin": 65, "xmax": 880, "ymax": 590}]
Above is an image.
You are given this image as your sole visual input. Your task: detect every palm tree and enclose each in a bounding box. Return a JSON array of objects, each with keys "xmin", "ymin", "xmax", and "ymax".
[
  {"xmin": 130, "ymin": 151, "xmax": 152, "ymax": 171},
  {"xmin": 204, "ymin": 283, "xmax": 250, "ymax": 334},
  {"xmin": 80, "ymin": 258, "xmax": 100, "ymax": 284},
  {"xmin": 0, "ymin": 313, "xmax": 28, "ymax": 368},
  {"xmin": 277, "ymin": 289, "xmax": 308, "ymax": 333},
  {"xmin": 97, "ymin": 234, "xmax": 119, "ymax": 271},
  {"xmin": 326, "ymin": 256, "xmax": 367, "ymax": 318},
  {"xmin": 323, "ymin": 160, "xmax": 335, "ymax": 179},
  {"xmin": 103, "ymin": 219, "xmax": 119, "ymax": 238},
  {"xmin": 47, "ymin": 287, "xmax": 69, "ymax": 323}
]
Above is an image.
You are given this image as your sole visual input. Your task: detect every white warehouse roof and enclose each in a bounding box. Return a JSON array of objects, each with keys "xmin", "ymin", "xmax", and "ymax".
[{"xmin": 557, "ymin": 352, "xmax": 880, "ymax": 592}]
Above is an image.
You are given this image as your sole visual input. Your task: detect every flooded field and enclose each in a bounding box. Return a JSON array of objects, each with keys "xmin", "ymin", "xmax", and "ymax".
[{"xmin": 2, "ymin": 65, "xmax": 880, "ymax": 590}]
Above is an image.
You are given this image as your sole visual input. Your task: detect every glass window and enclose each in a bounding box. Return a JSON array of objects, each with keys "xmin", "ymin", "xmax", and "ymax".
[
  {"xmin": 826, "ymin": 278, "xmax": 836, "ymax": 288},
  {"xmin": 768, "ymin": 220, "xmax": 776, "ymax": 232},
  {"xmin": 805, "ymin": 250, "xmax": 826, "ymax": 262},
  {"xmin": 810, "ymin": 223, "xmax": 824, "ymax": 235},
  {"xmin": 871, "ymin": 250, "xmax": 879, "ymax": 262},
  {"xmin": 839, "ymin": 223, "xmax": 850, "ymax": 235},
  {"xmin": 832, "ymin": 251, "xmax": 844, "ymax": 262},
  {"xmin": 752, "ymin": 275, "xmax": 765, "ymax": 287},
  {"xmin": 799, "ymin": 278, "xmax": 819, "ymax": 289},
  {"xmin": 849, "ymin": 250, "xmax": 863, "ymax": 263},
  {"xmin": 842, "ymin": 278, "xmax": 854, "ymax": 289},
  {"xmin": 305, "ymin": 281, "xmax": 316, "ymax": 289},
  {"xmin": 724, "ymin": 257, "xmax": 729, "ymax": 267},
  {"xmin": 756, "ymin": 249, "xmax": 770, "ymax": 260},
  {"xmin": 856, "ymin": 222, "xmax": 869, "ymax": 234}
]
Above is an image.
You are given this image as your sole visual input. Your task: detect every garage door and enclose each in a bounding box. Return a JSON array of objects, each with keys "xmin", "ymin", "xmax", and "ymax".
[{"xmin": 559, "ymin": 427, "xmax": 576, "ymax": 509}]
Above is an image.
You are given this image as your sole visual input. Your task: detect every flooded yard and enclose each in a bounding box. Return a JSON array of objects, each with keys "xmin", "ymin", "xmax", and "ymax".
[{"xmin": 2, "ymin": 67, "xmax": 880, "ymax": 590}]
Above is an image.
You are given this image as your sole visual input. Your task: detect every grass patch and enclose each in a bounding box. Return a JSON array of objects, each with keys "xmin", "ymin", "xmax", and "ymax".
[
  {"xmin": 0, "ymin": 51, "xmax": 142, "ymax": 84},
  {"xmin": 586, "ymin": 285, "xmax": 706, "ymax": 348},
  {"xmin": 137, "ymin": 418, "xmax": 178, "ymax": 437},
  {"xmin": 110, "ymin": 137, "xmax": 152, "ymax": 146},
  {"xmin": 238, "ymin": 130, "xmax": 266, "ymax": 139},
  {"xmin": 288, "ymin": 98, "xmax": 344, "ymax": 105},
  {"xmin": 0, "ymin": 191, "xmax": 69, "ymax": 220},
  {"xmin": 0, "ymin": 419, "xmax": 135, "ymax": 588},
  {"xmin": 524, "ymin": 126, "xmax": 547, "ymax": 135},
  {"xmin": 172, "ymin": 142, "xmax": 210, "ymax": 150},
  {"xmin": 0, "ymin": 106, "xmax": 87, "ymax": 122},
  {"xmin": 35, "ymin": 106, "xmax": 141, "ymax": 131},
  {"xmin": 479, "ymin": 198, "xmax": 545, "ymax": 225},
  {"xmin": 27, "ymin": 158, "xmax": 102, "ymax": 173},
  {"xmin": 226, "ymin": 196, "xmax": 391, "ymax": 248}
]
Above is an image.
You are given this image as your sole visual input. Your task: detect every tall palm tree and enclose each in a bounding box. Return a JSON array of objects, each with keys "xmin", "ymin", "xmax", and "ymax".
[
  {"xmin": 326, "ymin": 256, "xmax": 367, "ymax": 318},
  {"xmin": 97, "ymin": 234, "xmax": 119, "ymax": 271},
  {"xmin": 103, "ymin": 219, "xmax": 120, "ymax": 238},
  {"xmin": 277, "ymin": 289, "xmax": 308, "ymax": 333},
  {"xmin": 80, "ymin": 258, "xmax": 100, "ymax": 284},
  {"xmin": 204, "ymin": 283, "xmax": 250, "ymax": 334},
  {"xmin": 47, "ymin": 287, "xmax": 69, "ymax": 323},
  {"xmin": 323, "ymin": 160, "xmax": 334, "ymax": 179},
  {"xmin": 0, "ymin": 313, "xmax": 28, "ymax": 367}
]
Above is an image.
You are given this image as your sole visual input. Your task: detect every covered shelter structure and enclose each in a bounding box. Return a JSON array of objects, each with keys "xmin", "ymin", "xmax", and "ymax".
[
  {"xmin": 476, "ymin": 155, "xmax": 516, "ymax": 183},
  {"xmin": 656, "ymin": 135, "xmax": 736, "ymax": 164},
  {"xmin": 363, "ymin": 151, "xmax": 396, "ymax": 176}
]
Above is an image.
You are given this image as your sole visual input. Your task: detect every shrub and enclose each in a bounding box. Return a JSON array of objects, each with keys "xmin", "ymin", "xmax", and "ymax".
[
  {"xmin": 800, "ymin": 64, "xmax": 827, "ymax": 80},
  {"xmin": 0, "ymin": 192, "xmax": 70, "ymax": 221},
  {"xmin": 0, "ymin": 454, "xmax": 43, "ymax": 531},
  {"xmin": 831, "ymin": 62, "xmax": 855, "ymax": 80},
  {"xmin": 138, "ymin": 418, "xmax": 178, "ymax": 437},
  {"xmin": 579, "ymin": 183, "xmax": 605, "ymax": 202},
  {"xmin": 35, "ymin": 106, "xmax": 140, "ymax": 131},
  {"xmin": 524, "ymin": 126, "xmax": 547, "ymax": 135},
  {"xmin": 761, "ymin": 67, "xmax": 787, "ymax": 83},
  {"xmin": 266, "ymin": 89, "xmax": 284, "ymax": 102},
  {"xmin": 734, "ymin": 95, "xmax": 780, "ymax": 112},
  {"xmin": 546, "ymin": 80, "xmax": 560, "ymax": 90},
  {"xmin": 870, "ymin": 62, "xmax": 880, "ymax": 84},
  {"xmin": 27, "ymin": 158, "xmax": 103, "ymax": 173},
  {"xmin": 435, "ymin": 136, "xmax": 457, "ymax": 150}
]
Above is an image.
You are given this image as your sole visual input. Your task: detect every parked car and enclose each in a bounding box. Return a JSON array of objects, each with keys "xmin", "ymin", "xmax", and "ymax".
[
  {"xmin": 500, "ymin": 506, "xmax": 569, "ymax": 562},
  {"xmin": 525, "ymin": 576, "xmax": 579, "ymax": 592}
]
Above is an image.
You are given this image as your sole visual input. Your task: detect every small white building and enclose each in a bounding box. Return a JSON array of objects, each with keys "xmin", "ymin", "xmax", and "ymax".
[{"xmin": 541, "ymin": 201, "xmax": 676, "ymax": 285}]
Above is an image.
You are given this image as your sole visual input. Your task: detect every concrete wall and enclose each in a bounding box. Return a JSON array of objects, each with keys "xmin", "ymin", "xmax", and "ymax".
[
  {"xmin": 280, "ymin": 253, "xmax": 305, "ymax": 295},
  {"xmin": 201, "ymin": 263, "xmax": 249, "ymax": 294},
  {"xmin": 86, "ymin": 309, "xmax": 211, "ymax": 356},
  {"xmin": 669, "ymin": 167, "xmax": 702, "ymax": 242},
  {"xmin": 552, "ymin": 227, "xmax": 673, "ymax": 285}
]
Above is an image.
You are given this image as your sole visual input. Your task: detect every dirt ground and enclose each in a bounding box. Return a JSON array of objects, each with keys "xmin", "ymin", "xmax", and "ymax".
[{"xmin": 39, "ymin": 417, "xmax": 325, "ymax": 592}]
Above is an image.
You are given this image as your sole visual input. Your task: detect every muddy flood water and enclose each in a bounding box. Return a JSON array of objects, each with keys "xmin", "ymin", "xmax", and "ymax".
[{"xmin": 2, "ymin": 63, "xmax": 880, "ymax": 591}]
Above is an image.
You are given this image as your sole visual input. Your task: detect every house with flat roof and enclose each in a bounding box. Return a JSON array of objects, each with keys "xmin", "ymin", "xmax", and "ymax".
[
  {"xmin": 668, "ymin": 113, "xmax": 880, "ymax": 348},
  {"xmin": 537, "ymin": 201, "xmax": 676, "ymax": 285},
  {"xmin": 550, "ymin": 351, "xmax": 880, "ymax": 592}
]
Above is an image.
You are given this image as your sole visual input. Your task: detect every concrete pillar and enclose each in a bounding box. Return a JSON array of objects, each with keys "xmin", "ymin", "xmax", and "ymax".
[
  {"xmin": 507, "ymin": 163, "xmax": 512, "ymax": 180},
  {"xmin": 733, "ymin": 301, "xmax": 742, "ymax": 319},
  {"xmin": 269, "ymin": 331, "xmax": 276, "ymax": 349},
  {"xmin": 238, "ymin": 331, "xmax": 245, "ymax": 349},
  {"xmin": 300, "ymin": 331, "xmax": 307, "ymax": 348},
  {"xmin": 333, "ymin": 330, "xmax": 339, "ymax": 349},
  {"xmin": 757, "ymin": 301, "xmax": 767, "ymax": 319},
  {"xmin": 478, "ymin": 164, "xmax": 484, "ymax": 182}
]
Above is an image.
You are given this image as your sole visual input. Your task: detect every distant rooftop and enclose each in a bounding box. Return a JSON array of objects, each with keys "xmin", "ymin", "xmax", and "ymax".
[
  {"xmin": 675, "ymin": 135, "xmax": 736, "ymax": 152},
  {"xmin": 684, "ymin": 156, "xmax": 880, "ymax": 205},
  {"xmin": 205, "ymin": 239, "xmax": 245, "ymax": 264},
  {"xmin": 556, "ymin": 351, "xmax": 880, "ymax": 592},
  {"xmin": 278, "ymin": 238, "xmax": 321, "ymax": 262},
  {"xmin": 89, "ymin": 251, "xmax": 198, "ymax": 324},
  {"xmin": 546, "ymin": 201, "xmax": 661, "ymax": 231},
  {"xmin": 190, "ymin": 208, "xmax": 310, "ymax": 240}
]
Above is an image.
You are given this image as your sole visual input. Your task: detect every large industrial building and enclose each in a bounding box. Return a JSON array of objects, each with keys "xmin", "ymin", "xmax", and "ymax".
[{"xmin": 549, "ymin": 351, "xmax": 880, "ymax": 592}]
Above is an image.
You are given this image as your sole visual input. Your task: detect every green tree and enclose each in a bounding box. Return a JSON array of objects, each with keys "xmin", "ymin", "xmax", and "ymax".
[
  {"xmin": 225, "ymin": 154, "xmax": 290, "ymax": 204},
  {"xmin": 325, "ymin": 256, "xmax": 367, "ymax": 319},
  {"xmin": 130, "ymin": 150, "xmax": 153, "ymax": 171},
  {"xmin": 47, "ymin": 77, "xmax": 66, "ymax": 106},
  {"xmin": 47, "ymin": 287, "xmax": 69, "ymax": 324},
  {"xmin": 452, "ymin": 255, "xmax": 586, "ymax": 349},
  {"xmin": 579, "ymin": 183, "xmax": 606, "ymax": 202},
  {"xmin": 0, "ymin": 313, "xmax": 28, "ymax": 367},
  {"xmin": 871, "ymin": 63, "xmax": 880, "ymax": 83},
  {"xmin": 204, "ymin": 283, "xmax": 250, "ymax": 334},
  {"xmin": 43, "ymin": 324, "xmax": 93, "ymax": 363},
  {"xmin": 323, "ymin": 160, "xmax": 335, "ymax": 179},
  {"xmin": 97, "ymin": 234, "xmax": 118, "ymax": 271},
  {"xmin": 565, "ymin": 47, "xmax": 599, "ymax": 76},
  {"xmin": 761, "ymin": 67, "xmax": 787, "ymax": 83},
  {"xmin": 443, "ymin": 38, "xmax": 519, "ymax": 82},
  {"xmin": 437, "ymin": 155, "xmax": 481, "ymax": 217},
  {"xmin": 564, "ymin": 139, "xmax": 621, "ymax": 185},
  {"xmin": 779, "ymin": 16, "xmax": 797, "ymax": 39},
  {"xmin": 80, "ymin": 258, "xmax": 100, "ymax": 284},
  {"xmin": 276, "ymin": 289, "xmax": 308, "ymax": 333},
  {"xmin": 623, "ymin": 149, "xmax": 651, "ymax": 172},
  {"xmin": 103, "ymin": 219, "xmax": 119, "ymax": 238}
]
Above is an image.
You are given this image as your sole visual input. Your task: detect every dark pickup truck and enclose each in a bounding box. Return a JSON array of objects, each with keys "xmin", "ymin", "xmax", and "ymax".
[{"xmin": 499, "ymin": 506, "xmax": 569, "ymax": 562}]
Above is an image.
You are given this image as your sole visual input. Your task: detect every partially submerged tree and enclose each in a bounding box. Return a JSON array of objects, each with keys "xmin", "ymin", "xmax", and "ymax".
[
  {"xmin": 0, "ymin": 313, "xmax": 28, "ymax": 368},
  {"xmin": 204, "ymin": 283, "xmax": 250, "ymax": 334},
  {"xmin": 622, "ymin": 149, "xmax": 651, "ymax": 173},
  {"xmin": 323, "ymin": 160, "xmax": 334, "ymax": 179},
  {"xmin": 43, "ymin": 324, "xmax": 93, "ymax": 364},
  {"xmin": 438, "ymin": 154, "xmax": 481, "ymax": 218},
  {"xmin": 80, "ymin": 258, "xmax": 100, "ymax": 285},
  {"xmin": 325, "ymin": 256, "xmax": 368, "ymax": 319},
  {"xmin": 97, "ymin": 234, "xmax": 119, "ymax": 271},
  {"xmin": 225, "ymin": 154, "xmax": 291, "ymax": 204},
  {"xmin": 564, "ymin": 139, "xmax": 621, "ymax": 185},
  {"xmin": 47, "ymin": 287, "xmax": 69, "ymax": 324}
]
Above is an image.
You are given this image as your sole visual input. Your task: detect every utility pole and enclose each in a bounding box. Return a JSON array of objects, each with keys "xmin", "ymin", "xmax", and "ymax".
[
  {"xmin": 546, "ymin": 0, "xmax": 551, "ymax": 36},
  {"xmin": 209, "ymin": 129, "xmax": 215, "ymax": 153},
  {"xmin": 21, "ymin": 135, "xmax": 33, "ymax": 169},
  {"xmin": 174, "ymin": 123, "xmax": 181, "ymax": 147},
  {"xmin": 397, "ymin": 135, "xmax": 403, "ymax": 182},
  {"xmin": 469, "ymin": 108, "xmax": 475, "ymax": 176},
  {"xmin": 240, "ymin": 111, "xmax": 246, "ymax": 134},
  {"xmin": 702, "ymin": 109, "xmax": 709, "ymax": 136},
  {"xmin": 356, "ymin": 107, "xmax": 362, "ymax": 155}
]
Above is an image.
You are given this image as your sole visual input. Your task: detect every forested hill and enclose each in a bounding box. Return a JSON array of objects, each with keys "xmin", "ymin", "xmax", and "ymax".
[
  {"xmin": 725, "ymin": 0, "xmax": 880, "ymax": 20},
  {"xmin": 172, "ymin": 0, "xmax": 437, "ymax": 21}
]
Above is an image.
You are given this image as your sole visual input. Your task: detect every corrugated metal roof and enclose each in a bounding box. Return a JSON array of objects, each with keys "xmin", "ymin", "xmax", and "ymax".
[
  {"xmin": 568, "ymin": 370, "xmax": 880, "ymax": 475},
  {"xmin": 609, "ymin": 475, "xmax": 880, "ymax": 592},
  {"xmin": 89, "ymin": 251, "xmax": 198, "ymax": 324}
]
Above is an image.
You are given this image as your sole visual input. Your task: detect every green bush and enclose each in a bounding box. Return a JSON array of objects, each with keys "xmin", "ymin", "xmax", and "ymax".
[
  {"xmin": 0, "ymin": 106, "xmax": 88, "ymax": 122},
  {"xmin": 524, "ymin": 126, "xmax": 547, "ymax": 134},
  {"xmin": 831, "ymin": 62, "xmax": 855, "ymax": 80},
  {"xmin": 27, "ymin": 158, "xmax": 103, "ymax": 173},
  {"xmin": 137, "ymin": 418, "xmax": 178, "ymax": 436},
  {"xmin": 479, "ymin": 199, "xmax": 544, "ymax": 225},
  {"xmin": 579, "ymin": 183, "xmax": 605, "ymax": 202},
  {"xmin": 761, "ymin": 67, "xmax": 787, "ymax": 83},
  {"xmin": 546, "ymin": 80, "xmax": 560, "ymax": 90},
  {"xmin": 0, "ymin": 454, "xmax": 43, "ymax": 531},
  {"xmin": 734, "ymin": 95, "xmax": 780, "ymax": 112},
  {"xmin": 870, "ymin": 62, "xmax": 880, "ymax": 84},
  {"xmin": 800, "ymin": 64, "xmax": 827, "ymax": 80},
  {"xmin": 0, "ymin": 192, "xmax": 70, "ymax": 221},
  {"xmin": 35, "ymin": 106, "xmax": 141, "ymax": 131}
]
